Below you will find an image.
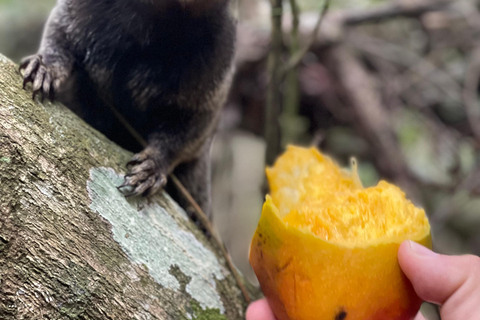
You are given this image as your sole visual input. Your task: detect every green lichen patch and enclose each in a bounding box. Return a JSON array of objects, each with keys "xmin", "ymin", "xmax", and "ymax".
[
  {"xmin": 190, "ymin": 301, "xmax": 226, "ymax": 320},
  {"xmin": 0, "ymin": 156, "xmax": 10, "ymax": 163},
  {"xmin": 87, "ymin": 167, "xmax": 228, "ymax": 314}
]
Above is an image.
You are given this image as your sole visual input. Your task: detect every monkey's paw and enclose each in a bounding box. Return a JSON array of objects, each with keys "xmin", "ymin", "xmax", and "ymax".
[
  {"xmin": 118, "ymin": 151, "xmax": 168, "ymax": 197},
  {"xmin": 19, "ymin": 54, "xmax": 58, "ymax": 101}
]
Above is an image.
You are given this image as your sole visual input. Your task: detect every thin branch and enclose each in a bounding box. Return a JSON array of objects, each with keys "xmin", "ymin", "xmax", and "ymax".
[
  {"xmin": 343, "ymin": 0, "xmax": 452, "ymax": 25},
  {"xmin": 170, "ymin": 175, "xmax": 251, "ymax": 304},
  {"xmin": 288, "ymin": 0, "xmax": 300, "ymax": 43},
  {"xmin": 326, "ymin": 46, "xmax": 420, "ymax": 201},
  {"xmin": 281, "ymin": 0, "xmax": 302, "ymax": 146},
  {"xmin": 265, "ymin": 0, "xmax": 284, "ymax": 166},
  {"xmin": 350, "ymin": 34, "xmax": 463, "ymax": 104},
  {"xmin": 235, "ymin": 0, "xmax": 453, "ymax": 68},
  {"xmin": 462, "ymin": 46, "xmax": 480, "ymax": 142},
  {"xmin": 103, "ymin": 91, "xmax": 252, "ymax": 304},
  {"xmin": 282, "ymin": 0, "xmax": 330, "ymax": 73}
]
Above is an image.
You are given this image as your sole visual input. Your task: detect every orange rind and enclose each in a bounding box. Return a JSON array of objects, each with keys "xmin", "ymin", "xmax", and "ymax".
[{"xmin": 249, "ymin": 146, "xmax": 431, "ymax": 320}]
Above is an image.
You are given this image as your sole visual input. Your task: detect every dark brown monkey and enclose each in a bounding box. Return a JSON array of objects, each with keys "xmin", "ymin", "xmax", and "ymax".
[{"xmin": 20, "ymin": 0, "xmax": 236, "ymax": 219}]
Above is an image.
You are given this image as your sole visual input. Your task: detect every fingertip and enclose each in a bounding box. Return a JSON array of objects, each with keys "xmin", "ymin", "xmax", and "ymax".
[
  {"xmin": 397, "ymin": 240, "xmax": 412, "ymax": 265},
  {"xmin": 398, "ymin": 241, "xmax": 478, "ymax": 305},
  {"xmin": 398, "ymin": 241, "xmax": 421, "ymax": 280},
  {"xmin": 398, "ymin": 240, "xmax": 442, "ymax": 302},
  {"xmin": 246, "ymin": 299, "xmax": 276, "ymax": 320}
]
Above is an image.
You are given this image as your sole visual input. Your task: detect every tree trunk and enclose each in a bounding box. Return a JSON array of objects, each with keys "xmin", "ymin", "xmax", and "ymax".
[{"xmin": 0, "ymin": 54, "xmax": 250, "ymax": 320}]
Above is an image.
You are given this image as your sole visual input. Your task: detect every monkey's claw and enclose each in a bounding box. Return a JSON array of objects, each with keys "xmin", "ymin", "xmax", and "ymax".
[
  {"xmin": 20, "ymin": 54, "xmax": 56, "ymax": 101},
  {"xmin": 118, "ymin": 152, "xmax": 167, "ymax": 197}
]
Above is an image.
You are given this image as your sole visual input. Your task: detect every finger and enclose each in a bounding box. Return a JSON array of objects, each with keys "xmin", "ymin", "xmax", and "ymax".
[
  {"xmin": 398, "ymin": 241, "xmax": 471, "ymax": 304},
  {"xmin": 413, "ymin": 310, "xmax": 426, "ymax": 320},
  {"xmin": 23, "ymin": 57, "xmax": 40, "ymax": 80},
  {"xmin": 398, "ymin": 241, "xmax": 480, "ymax": 318},
  {"xmin": 246, "ymin": 299, "xmax": 276, "ymax": 320},
  {"xmin": 146, "ymin": 174, "xmax": 167, "ymax": 196},
  {"xmin": 32, "ymin": 67, "xmax": 46, "ymax": 99},
  {"xmin": 43, "ymin": 71, "xmax": 52, "ymax": 99},
  {"xmin": 19, "ymin": 58, "xmax": 31, "ymax": 72},
  {"xmin": 133, "ymin": 175, "xmax": 155, "ymax": 196}
]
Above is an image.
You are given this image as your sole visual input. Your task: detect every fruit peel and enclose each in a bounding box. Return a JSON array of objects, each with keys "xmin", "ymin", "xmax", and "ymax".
[{"xmin": 249, "ymin": 146, "xmax": 432, "ymax": 320}]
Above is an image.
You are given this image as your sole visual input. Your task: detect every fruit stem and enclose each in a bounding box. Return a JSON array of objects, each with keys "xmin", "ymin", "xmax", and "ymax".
[{"xmin": 350, "ymin": 157, "xmax": 364, "ymax": 189}]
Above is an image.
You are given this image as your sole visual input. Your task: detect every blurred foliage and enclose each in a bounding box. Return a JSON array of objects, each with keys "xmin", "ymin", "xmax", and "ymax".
[
  {"xmin": 253, "ymin": 0, "xmax": 388, "ymax": 10},
  {"xmin": 0, "ymin": 0, "xmax": 55, "ymax": 61},
  {"xmin": 296, "ymin": 0, "xmax": 388, "ymax": 11},
  {"xmin": 235, "ymin": 0, "xmax": 480, "ymax": 261}
]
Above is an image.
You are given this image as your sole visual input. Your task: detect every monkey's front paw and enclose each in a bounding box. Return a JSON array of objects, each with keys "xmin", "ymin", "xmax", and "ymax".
[
  {"xmin": 19, "ymin": 54, "xmax": 57, "ymax": 101},
  {"xmin": 118, "ymin": 152, "xmax": 167, "ymax": 197}
]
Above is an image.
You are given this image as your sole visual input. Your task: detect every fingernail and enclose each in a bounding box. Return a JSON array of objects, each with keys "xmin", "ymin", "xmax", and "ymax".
[{"xmin": 407, "ymin": 240, "xmax": 437, "ymax": 258}]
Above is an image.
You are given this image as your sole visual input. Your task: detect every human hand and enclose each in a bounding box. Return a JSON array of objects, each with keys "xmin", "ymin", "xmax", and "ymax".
[{"xmin": 246, "ymin": 240, "xmax": 480, "ymax": 320}]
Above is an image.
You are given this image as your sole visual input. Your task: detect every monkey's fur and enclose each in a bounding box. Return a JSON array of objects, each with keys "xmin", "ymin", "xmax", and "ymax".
[{"xmin": 21, "ymin": 0, "xmax": 236, "ymax": 218}]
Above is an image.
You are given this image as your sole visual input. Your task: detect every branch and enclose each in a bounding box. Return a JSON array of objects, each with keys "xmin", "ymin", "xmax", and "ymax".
[
  {"xmin": 281, "ymin": 0, "xmax": 302, "ymax": 146},
  {"xmin": 0, "ymin": 54, "xmax": 251, "ymax": 319},
  {"xmin": 282, "ymin": 0, "xmax": 330, "ymax": 73},
  {"xmin": 350, "ymin": 34, "xmax": 463, "ymax": 104},
  {"xmin": 101, "ymin": 59, "xmax": 252, "ymax": 305},
  {"xmin": 342, "ymin": 0, "xmax": 452, "ymax": 26},
  {"xmin": 170, "ymin": 174, "xmax": 251, "ymax": 304},
  {"xmin": 265, "ymin": 0, "xmax": 284, "ymax": 166},
  {"xmin": 235, "ymin": 0, "xmax": 455, "ymax": 67},
  {"xmin": 462, "ymin": 45, "xmax": 480, "ymax": 142},
  {"xmin": 325, "ymin": 46, "xmax": 420, "ymax": 200}
]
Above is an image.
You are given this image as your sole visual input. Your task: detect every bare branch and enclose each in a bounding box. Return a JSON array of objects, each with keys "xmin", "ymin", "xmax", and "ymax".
[
  {"xmin": 350, "ymin": 34, "xmax": 463, "ymax": 104},
  {"xmin": 462, "ymin": 46, "xmax": 480, "ymax": 142},
  {"xmin": 265, "ymin": 0, "xmax": 284, "ymax": 165},
  {"xmin": 170, "ymin": 174, "xmax": 251, "ymax": 304},
  {"xmin": 282, "ymin": 0, "xmax": 330, "ymax": 73},
  {"xmin": 281, "ymin": 0, "xmax": 302, "ymax": 146},
  {"xmin": 325, "ymin": 46, "xmax": 420, "ymax": 200},
  {"xmin": 95, "ymin": 63, "xmax": 252, "ymax": 305},
  {"xmin": 343, "ymin": 0, "xmax": 452, "ymax": 26}
]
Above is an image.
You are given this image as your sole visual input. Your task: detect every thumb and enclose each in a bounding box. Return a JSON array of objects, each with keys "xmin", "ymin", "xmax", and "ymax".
[{"xmin": 398, "ymin": 240, "xmax": 480, "ymax": 319}]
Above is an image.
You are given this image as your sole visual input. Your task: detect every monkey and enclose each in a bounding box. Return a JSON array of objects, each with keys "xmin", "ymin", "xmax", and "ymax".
[{"xmin": 20, "ymin": 0, "xmax": 237, "ymax": 219}]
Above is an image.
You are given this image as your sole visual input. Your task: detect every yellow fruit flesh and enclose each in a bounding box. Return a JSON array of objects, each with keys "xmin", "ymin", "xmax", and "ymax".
[
  {"xmin": 250, "ymin": 146, "xmax": 432, "ymax": 320},
  {"xmin": 267, "ymin": 146, "xmax": 430, "ymax": 246}
]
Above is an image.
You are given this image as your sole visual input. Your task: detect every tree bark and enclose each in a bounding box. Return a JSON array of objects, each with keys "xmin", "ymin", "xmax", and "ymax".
[{"xmin": 0, "ymin": 54, "xmax": 250, "ymax": 320}]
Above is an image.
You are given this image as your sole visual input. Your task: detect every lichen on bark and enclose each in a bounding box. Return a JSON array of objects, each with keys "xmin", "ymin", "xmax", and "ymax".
[{"xmin": 0, "ymin": 54, "xmax": 248, "ymax": 320}]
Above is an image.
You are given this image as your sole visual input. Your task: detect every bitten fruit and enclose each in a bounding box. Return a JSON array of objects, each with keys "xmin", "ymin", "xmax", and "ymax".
[{"xmin": 249, "ymin": 146, "xmax": 431, "ymax": 320}]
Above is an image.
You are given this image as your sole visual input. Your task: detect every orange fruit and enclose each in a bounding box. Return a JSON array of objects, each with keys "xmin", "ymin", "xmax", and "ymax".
[{"xmin": 249, "ymin": 146, "xmax": 431, "ymax": 320}]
